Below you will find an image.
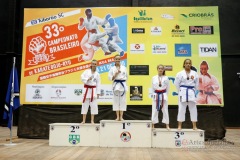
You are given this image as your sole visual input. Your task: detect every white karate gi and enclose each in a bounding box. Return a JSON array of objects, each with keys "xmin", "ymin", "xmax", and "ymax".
[
  {"xmin": 197, "ymin": 74, "xmax": 222, "ymax": 104},
  {"xmin": 174, "ymin": 70, "xmax": 199, "ymax": 122},
  {"xmin": 78, "ymin": 16, "xmax": 109, "ymax": 60},
  {"xmin": 81, "ymin": 69, "xmax": 101, "ymax": 114},
  {"xmin": 108, "ymin": 65, "xmax": 128, "ymax": 111},
  {"xmin": 151, "ymin": 75, "xmax": 170, "ymax": 124}
]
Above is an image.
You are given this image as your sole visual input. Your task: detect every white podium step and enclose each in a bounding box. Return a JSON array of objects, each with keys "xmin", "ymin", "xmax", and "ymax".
[
  {"xmin": 152, "ymin": 128, "xmax": 205, "ymax": 148},
  {"xmin": 49, "ymin": 123, "xmax": 100, "ymax": 146},
  {"xmin": 99, "ymin": 120, "xmax": 152, "ymax": 147}
]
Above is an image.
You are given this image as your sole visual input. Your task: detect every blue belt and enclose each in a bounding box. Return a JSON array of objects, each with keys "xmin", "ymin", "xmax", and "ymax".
[
  {"xmin": 180, "ymin": 85, "xmax": 195, "ymax": 102},
  {"xmin": 113, "ymin": 80, "xmax": 126, "ymax": 96},
  {"xmin": 155, "ymin": 90, "xmax": 166, "ymax": 111}
]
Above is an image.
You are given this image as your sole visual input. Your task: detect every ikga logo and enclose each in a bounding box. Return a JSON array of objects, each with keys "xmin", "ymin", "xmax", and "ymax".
[
  {"xmin": 74, "ymin": 89, "xmax": 82, "ymax": 96},
  {"xmin": 33, "ymin": 89, "xmax": 42, "ymax": 99},
  {"xmin": 151, "ymin": 27, "xmax": 162, "ymax": 35},
  {"xmin": 120, "ymin": 131, "xmax": 131, "ymax": 142},
  {"xmin": 189, "ymin": 26, "xmax": 214, "ymax": 35},
  {"xmin": 175, "ymin": 44, "xmax": 191, "ymax": 57},
  {"xmin": 180, "ymin": 12, "xmax": 214, "ymax": 19},
  {"xmin": 133, "ymin": 10, "xmax": 153, "ymax": 23},
  {"xmin": 132, "ymin": 28, "xmax": 145, "ymax": 34},
  {"xmin": 199, "ymin": 44, "xmax": 218, "ymax": 57}
]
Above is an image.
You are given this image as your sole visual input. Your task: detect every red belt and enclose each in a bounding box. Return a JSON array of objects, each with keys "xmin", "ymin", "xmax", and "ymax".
[
  {"xmin": 155, "ymin": 89, "xmax": 166, "ymax": 111},
  {"xmin": 83, "ymin": 84, "xmax": 96, "ymax": 103}
]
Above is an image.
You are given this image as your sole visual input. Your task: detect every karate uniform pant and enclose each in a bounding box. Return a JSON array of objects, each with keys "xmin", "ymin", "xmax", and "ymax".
[
  {"xmin": 113, "ymin": 91, "xmax": 127, "ymax": 111},
  {"xmin": 177, "ymin": 101, "xmax": 197, "ymax": 122},
  {"xmin": 151, "ymin": 100, "xmax": 169, "ymax": 124},
  {"xmin": 81, "ymin": 98, "xmax": 98, "ymax": 115}
]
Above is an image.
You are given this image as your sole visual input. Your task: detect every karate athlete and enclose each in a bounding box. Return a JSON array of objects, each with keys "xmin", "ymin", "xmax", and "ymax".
[
  {"xmin": 108, "ymin": 54, "xmax": 128, "ymax": 121},
  {"xmin": 81, "ymin": 59, "xmax": 101, "ymax": 124},
  {"xmin": 151, "ymin": 64, "xmax": 170, "ymax": 130},
  {"xmin": 78, "ymin": 8, "xmax": 111, "ymax": 61},
  {"xmin": 197, "ymin": 61, "xmax": 222, "ymax": 104},
  {"xmin": 174, "ymin": 59, "xmax": 199, "ymax": 130},
  {"xmin": 104, "ymin": 17, "xmax": 125, "ymax": 57}
]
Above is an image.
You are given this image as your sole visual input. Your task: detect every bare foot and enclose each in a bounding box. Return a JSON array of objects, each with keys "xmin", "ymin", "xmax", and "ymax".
[
  {"xmin": 166, "ymin": 127, "xmax": 171, "ymax": 131},
  {"xmin": 81, "ymin": 122, "xmax": 85, "ymax": 124},
  {"xmin": 177, "ymin": 127, "xmax": 182, "ymax": 130},
  {"xmin": 120, "ymin": 118, "xmax": 124, "ymax": 121},
  {"xmin": 91, "ymin": 121, "xmax": 95, "ymax": 124},
  {"xmin": 115, "ymin": 118, "xmax": 120, "ymax": 121},
  {"xmin": 193, "ymin": 127, "xmax": 198, "ymax": 130}
]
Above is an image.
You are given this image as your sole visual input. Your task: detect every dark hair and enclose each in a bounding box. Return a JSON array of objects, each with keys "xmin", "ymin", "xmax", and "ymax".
[
  {"xmin": 85, "ymin": 8, "xmax": 92, "ymax": 14},
  {"xmin": 183, "ymin": 59, "xmax": 192, "ymax": 68},
  {"xmin": 157, "ymin": 64, "xmax": 166, "ymax": 75}
]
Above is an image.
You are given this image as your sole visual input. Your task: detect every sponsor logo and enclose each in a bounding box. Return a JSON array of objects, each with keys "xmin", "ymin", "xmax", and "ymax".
[
  {"xmin": 151, "ymin": 27, "xmax": 162, "ymax": 35},
  {"xmin": 172, "ymin": 25, "xmax": 185, "ymax": 37},
  {"xmin": 164, "ymin": 65, "xmax": 173, "ymax": 71},
  {"xmin": 56, "ymin": 89, "xmax": 61, "ymax": 97},
  {"xmin": 69, "ymin": 134, "xmax": 80, "ymax": 145},
  {"xmin": 189, "ymin": 26, "xmax": 214, "ymax": 35},
  {"xmin": 199, "ymin": 43, "xmax": 218, "ymax": 57},
  {"xmin": 33, "ymin": 89, "xmax": 42, "ymax": 99},
  {"xmin": 28, "ymin": 36, "xmax": 55, "ymax": 65},
  {"xmin": 130, "ymin": 44, "xmax": 145, "ymax": 54},
  {"xmin": 50, "ymin": 87, "xmax": 67, "ymax": 99},
  {"xmin": 181, "ymin": 12, "xmax": 214, "ymax": 19},
  {"xmin": 105, "ymin": 90, "xmax": 113, "ymax": 96},
  {"xmin": 152, "ymin": 44, "xmax": 167, "ymax": 54},
  {"xmin": 130, "ymin": 86, "xmax": 143, "ymax": 101},
  {"xmin": 29, "ymin": 13, "xmax": 64, "ymax": 26},
  {"xmin": 161, "ymin": 14, "xmax": 174, "ymax": 19},
  {"xmin": 31, "ymin": 20, "xmax": 38, "ymax": 25},
  {"xmin": 74, "ymin": 89, "xmax": 82, "ymax": 96},
  {"xmin": 175, "ymin": 140, "xmax": 181, "ymax": 147},
  {"xmin": 120, "ymin": 131, "xmax": 131, "ymax": 142},
  {"xmin": 175, "ymin": 44, "xmax": 191, "ymax": 57},
  {"xmin": 132, "ymin": 28, "xmax": 145, "ymax": 33},
  {"xmin": 134, "ymin": 10, "xmax": 153, "ymax": 23}
]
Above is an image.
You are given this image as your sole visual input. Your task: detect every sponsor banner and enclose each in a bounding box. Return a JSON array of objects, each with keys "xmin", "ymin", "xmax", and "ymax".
[{"xmin": 21, "ymin": 7, "xmax": 223, "ymax": 106}]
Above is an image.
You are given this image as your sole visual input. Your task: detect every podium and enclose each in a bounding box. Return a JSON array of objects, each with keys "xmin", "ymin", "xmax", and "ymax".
[
  {"xmin": 49, "ymin": 122, "xmax": 205, "ymax": 148},
  {"xmin": 99, "ymin": 120, "xmax": 152, "ymax": 147},
  {"xmin": 152, "ymin": 128, "xmax": 205, "ymax": 148},
  {"xmin": 49, "ymin": 123, "xmax": 100, "ymax": 146}
]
